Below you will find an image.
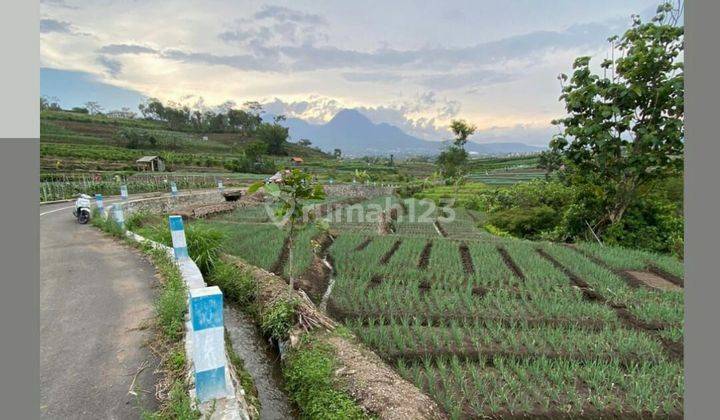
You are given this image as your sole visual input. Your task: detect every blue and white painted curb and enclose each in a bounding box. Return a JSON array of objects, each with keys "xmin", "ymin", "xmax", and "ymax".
[
  {"xmin": 190, "ymin": 286, "xmax": 229, "ymax": 402},
  {"xmin": 217, "ymin": 180, "xmax": 224, "ymax": 193},
  {"xmin": 106, "ymin": 204, "xmax": 250, "ymax": 419},
  {"xmin": 113, "ymin": 204, "xmax": 125, "ymax": 228},
  {"xmin": 169, "ymin": 215, "xmax": 190, "ymax": 260},
  {"xmin": 171, "ymin": 181, "xmax": 178, "ymax": 198},
  {"xmin": 120, "ymin": 185, "xmax": 128, "ymax": 201},
  {"xmin": 95, "ymin": 194, "xmax": 104, "ymax": 215}
]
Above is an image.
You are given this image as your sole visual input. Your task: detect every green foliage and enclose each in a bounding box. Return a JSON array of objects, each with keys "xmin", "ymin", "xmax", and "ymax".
[
  {"xmin": 185, "ymin": 224, "xmax": 225, "ymax": 275},
  {"xmin": 257, "ymin": 121, "xmax": 289, "ymax": 155},
  {"xmin": 449, "ymin": 119, "xmax": 476, "ymax": 148},
  {"xmin": 208, "ymin": 260, "xmax": 257, "ymax": 306},
  {"xmin": 260, "ymin": 299, "xmax": 297, "ymax": 341},
  {"xmin": 150, "ymin": 247, "xmax": 188, "ymax": 342},
  {"xmin": 283, "ymin": 334, "xmax": 367, "ymax": 420},
  {"xmin": 550, "ymin": 3, "xmax": 683, "ymax": 234},
  {"xmin": 436, "ymin": 145, "xmax": 467, "ymax": 178}
]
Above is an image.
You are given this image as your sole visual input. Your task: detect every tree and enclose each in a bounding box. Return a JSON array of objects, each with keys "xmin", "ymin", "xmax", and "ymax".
[
  {"xmin": 84, "ymin": 101, "xmax": 103, "ymax": 115},
  {"xmin": 389, "ymin": 154, "xmax": 395, "ymax": 166},
  {"xmin": 297, "ymin": 139, "xmax": 312, "ymax": 147},
  {"xmin": 538, "ymin": 149, "xmax": 563, "ymax": 179},
  {"xmin": 245, "ymin": 140, "xmax": 267, "ymax": 162},
  {"xmin": 257, "ymin": 121, "xmax": 289, "ymax": 155},
  {"xmin": 333, "ymin": 149, "xmax": 342, "ymax": 159},
  {"xmin": 449, "ymin": 119, "xmax": 477, "ymax": 149},
  {"xmin": 248, "ymin": 169, "xmax": 325, "ymax": 295},
  {"xmin": 550, "ymin": 2, "xmax": 683, "ymax": 235}
]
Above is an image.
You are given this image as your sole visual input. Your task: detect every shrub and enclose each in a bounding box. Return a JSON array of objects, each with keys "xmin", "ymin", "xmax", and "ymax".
[
  {"xmin": 208, "ymin": 260, "xmax": 257, "ymax": 306},
  {"xmin": 260, "ymin": 299, "xmax": 297, "ymax": 341},
  {"xmin": 283, "ymin": 334, "xmax": 366, "ymax": 419}
]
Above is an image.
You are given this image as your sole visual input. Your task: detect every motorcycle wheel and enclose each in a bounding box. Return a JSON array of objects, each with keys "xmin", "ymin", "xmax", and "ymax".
[{"xmin": 78, "ymin": 212, "xmax": 90, "ymax": 224}]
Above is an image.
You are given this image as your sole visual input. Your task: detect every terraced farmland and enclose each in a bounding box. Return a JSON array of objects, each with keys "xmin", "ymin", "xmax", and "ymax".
[{"xmin": 159, "ymin": 192, "xmax": 684, "ymax": 418}]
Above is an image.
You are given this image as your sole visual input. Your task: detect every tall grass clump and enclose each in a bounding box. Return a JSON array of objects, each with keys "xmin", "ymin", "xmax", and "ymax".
[{"xmin": 283, "ymin": 333, "xmax": 367, "ymax": 419}]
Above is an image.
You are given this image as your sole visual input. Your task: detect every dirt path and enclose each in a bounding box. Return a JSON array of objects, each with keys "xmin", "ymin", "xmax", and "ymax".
[{"xmin": 40, "ymin": 201, "xmax": 159, "ymax": 419}]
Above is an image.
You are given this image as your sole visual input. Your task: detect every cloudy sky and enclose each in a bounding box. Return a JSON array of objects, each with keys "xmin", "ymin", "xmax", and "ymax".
[{"xmin": 40, "ymin": 0, "xmax": 662, "ymax": 145}]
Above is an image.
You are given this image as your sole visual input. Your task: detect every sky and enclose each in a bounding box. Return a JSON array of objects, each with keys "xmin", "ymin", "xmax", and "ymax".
[{"xmin": 40, "ymin": 0, "xmax": 663, "ymax": 146}]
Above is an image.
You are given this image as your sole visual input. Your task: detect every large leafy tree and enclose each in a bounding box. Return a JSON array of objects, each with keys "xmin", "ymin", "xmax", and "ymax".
[{"xmin": 550, "ymin": 2, "xmax": 683, "ymax": 235}]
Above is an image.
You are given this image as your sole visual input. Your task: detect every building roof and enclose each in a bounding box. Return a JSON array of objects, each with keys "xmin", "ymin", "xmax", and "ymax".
[
  {"xmin": 136, "ymin": 156, "xmax": 161, "ymax": 163},
  {"xmin": 290, "ymin": 156, "xmax": 304, "ymax": 162}
]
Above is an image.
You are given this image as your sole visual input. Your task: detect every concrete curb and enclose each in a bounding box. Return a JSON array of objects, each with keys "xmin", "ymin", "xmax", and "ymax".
[{"xmin": 102, "ymin": 196, "xmax": 251, "ymax": 420}]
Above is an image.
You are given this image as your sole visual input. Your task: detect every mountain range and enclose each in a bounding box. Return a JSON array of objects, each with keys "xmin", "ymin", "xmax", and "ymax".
[{"xmin": 268, "ymin": 109, "xmax": 545, "ymax": 157}]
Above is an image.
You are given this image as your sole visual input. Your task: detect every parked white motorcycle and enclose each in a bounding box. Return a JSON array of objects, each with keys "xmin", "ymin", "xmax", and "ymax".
[{"xmin": 73, "ymin": 194, "xmax": 92, "ymax": 224}]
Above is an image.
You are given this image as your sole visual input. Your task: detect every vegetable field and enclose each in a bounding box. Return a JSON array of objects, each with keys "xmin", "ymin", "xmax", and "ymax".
[{"xmin": 143, "ymin": 191, "xmax": 684, "ymax": 418}]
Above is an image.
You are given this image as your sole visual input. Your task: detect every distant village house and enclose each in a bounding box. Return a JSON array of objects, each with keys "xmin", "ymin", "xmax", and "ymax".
[
  {"xmin": 290, "ymin": 156, "xmax": 304, "ymax": 166},
  {"xmin": 136, "ymin": 155, "xmax": 165, "ymax": 172}
]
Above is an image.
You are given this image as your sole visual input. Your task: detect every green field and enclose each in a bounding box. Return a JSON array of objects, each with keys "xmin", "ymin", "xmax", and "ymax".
[{"xmin": 135, "ymin": 190, "xmax": 684, "ymax": 418}]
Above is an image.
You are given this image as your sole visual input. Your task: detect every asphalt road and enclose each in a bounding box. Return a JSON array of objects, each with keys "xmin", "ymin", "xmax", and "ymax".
[{"xmin": 40, "ymin": 197, "xmax": 160, "ymax": 419}]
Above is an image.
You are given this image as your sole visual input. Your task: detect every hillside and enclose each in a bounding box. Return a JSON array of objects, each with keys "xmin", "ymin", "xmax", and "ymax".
[
  {"xmin": 40, "ymin": 110, "xmax": 329, "ymax": 173},
  {"xmin": 274, "ymin": 109, "xmax": 545, "ymax": 157}
]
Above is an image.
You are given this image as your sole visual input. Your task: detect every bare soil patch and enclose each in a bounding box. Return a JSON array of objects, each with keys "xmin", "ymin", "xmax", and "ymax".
[
  {"xmin": 355, "ymin": 237, "xmax": 372, "ymax": 252},
  {"xmin": 418, "ymin": 241, "xmax": 433, "ymax": 269},
  {"xmin": 459, "ymin": 243, "xmax": 475, "ymax": 275},
  {"xmin": 647, "ymin": 263, "xmax": 684, "ymax": 288},
  {"xmin": 269, "ymin": 236, "xmax": 291, "ymax": 276},
  {"xmin": 379, "ymin": 239, "xmax": 402, "ymax": 265},
  {"xmin": 498, "ymin": 246, "xmax": 526, "ymax": 281},
  {"xmin": 367, "ymin": 274, "xmax": 384, "ymax": 290},
  {"xmin": 624, "ymin": 270, "xmax": 682, "ymax": 291}
]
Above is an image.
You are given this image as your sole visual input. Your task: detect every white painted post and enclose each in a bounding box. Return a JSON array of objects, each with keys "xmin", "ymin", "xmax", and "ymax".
[
  {"xmin": 170, "ymin": 181, "xmax": 178, "ymax": 198},
  {"xmin": 120, "ymin": 184, "xmax": 128, "ymax": 201},
  {"xmin": 168, "ymin": 215, "xmax": 189, "ymax": 260},
  {"xmin": 189, "ymin": 286, "xmax": 228, "ymax": 402},
  {"xmin": 217, "ymin": 179, "xmax": 224, "ymax": 193},
  {"xmin": 95, "ymin": 194, "xmax": 104, "ymax": 215},
  {"xmin": 113, "ymin": 204, "xmax": 124, "ymax": 228}
]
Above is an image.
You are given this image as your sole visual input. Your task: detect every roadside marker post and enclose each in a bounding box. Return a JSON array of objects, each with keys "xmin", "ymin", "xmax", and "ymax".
[
  {"xmin": 169, "ymin": 215, "xmax": 189, "ymax": 260},
  {"xmin": 217, "ymin": 179, "xmax": 224, "ymax": 193},
  {"xmin": 170, "ymin": 181, "xmax": 178, "ymax": 198},
  {"xmin": 95, "ymin": 194, "xmax": 104, "ymax": 215},
  {"xmin": 189, "ymin": 286, "xmax": 228, "ymax": 402},
  {"xmin": 113, "ymin": 204, "xmax": 124, "ymax": 229},
  {"xmin": 120, "ymin": 185, "xmax": 128, "ymax": 201}
]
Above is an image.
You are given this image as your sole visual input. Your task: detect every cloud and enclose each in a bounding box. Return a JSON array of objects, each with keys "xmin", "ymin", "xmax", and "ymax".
[
  {"xmin": 341, "ymin": 72, "xmax": 403, "ymax": 83},
  {"xmin": 254, "ymin": 5, "xmax": 327, "ymax": 25},
  {"xmin": 97, "ymin": 44, "xmax": 158, "ymax": 55},
  {"xmin": 417, "ymin": 70, "xmax": 519, "ymax": 90},
  {"xmin": 96, "ymin": 55, "xmax": 122, "ymax": 77},
  {"xmin": 40, "ymin": 18, "xmax": 74, "ymax": 34},
  {"xmin": 40, "ymin": 0, "xmax": 78, "ymax": 9}
]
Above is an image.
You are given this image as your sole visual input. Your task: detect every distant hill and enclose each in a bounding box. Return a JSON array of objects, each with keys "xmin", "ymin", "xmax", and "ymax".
[{"xmin": 271, "ymin": 109, "xmax": 545, "ymax": 157}]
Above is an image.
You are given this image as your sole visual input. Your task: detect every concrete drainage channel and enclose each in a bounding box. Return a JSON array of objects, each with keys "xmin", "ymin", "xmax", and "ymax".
[{"xmin": 223, "ymin": 305, "xmax": 295, "ymax": 419}]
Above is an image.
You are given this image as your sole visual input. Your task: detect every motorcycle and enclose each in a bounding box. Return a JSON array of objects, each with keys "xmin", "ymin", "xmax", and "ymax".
[{"xmin": 73, "ymin": 194, "xmax": 92, "ymax": 224}]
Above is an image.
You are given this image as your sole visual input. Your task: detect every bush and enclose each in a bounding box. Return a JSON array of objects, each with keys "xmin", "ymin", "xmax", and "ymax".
[
  {"xmin": 208, "ymin": 260, "xmax": 257, "ymax": 306},
  {"xmin": 260, "ymin": 299, "xmax": 297, "ymax": 341},
  {"xmin": 487, "ymin": 205, "xmax": 560, "ymax": 239},
  {"xmin": 283, "ymin": 334, "xmax": 366, "ymax": 419}
]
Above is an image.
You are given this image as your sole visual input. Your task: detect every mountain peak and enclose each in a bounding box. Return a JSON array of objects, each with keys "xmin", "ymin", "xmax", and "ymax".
[{"xmin": 328, "ymin": 108, "xmax": 371, "ymax": 126}]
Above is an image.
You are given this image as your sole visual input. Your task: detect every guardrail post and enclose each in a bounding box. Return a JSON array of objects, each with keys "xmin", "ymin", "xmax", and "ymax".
[
  {"xmin": 189, "ymin": 286, "xmax": 228, "ymax": 402},
  {"xmin": 95, "ymin": 194, "xmax": 104, "ymax": 214},
  {"xmin": 169, "ymin": 215, "xmax": 189, "ymax": 260},
  {"xmin": 113, "ymin": 204, "xmax": 124, "ymax": 228},
  {"xmin": 120, "ymin": 184, "xmax": 128, "ymax": 201}
]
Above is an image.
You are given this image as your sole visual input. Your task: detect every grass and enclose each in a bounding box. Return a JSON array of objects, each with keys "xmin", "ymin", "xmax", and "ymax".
[{"xmin": 282, "ymin": 332, "xmax": 368, "ymax": 419}]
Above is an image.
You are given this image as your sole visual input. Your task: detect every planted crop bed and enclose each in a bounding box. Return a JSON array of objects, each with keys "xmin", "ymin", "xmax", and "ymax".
[
  {"xmin": 151, "ymin": 193, "xmax": 683, "ymax": 418},
  {"xmin": 325, "ymin": 229, "xmax": 684, "ymax": 417}
]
